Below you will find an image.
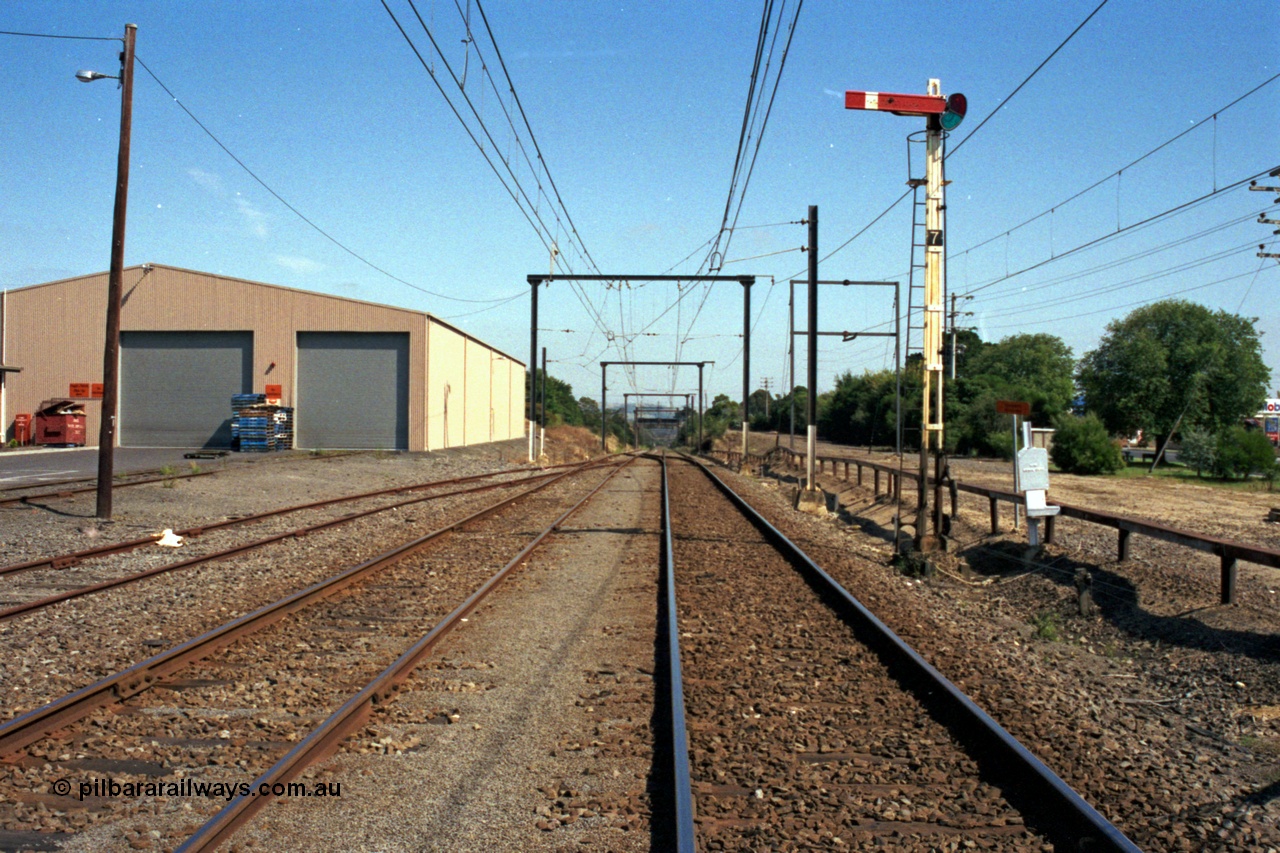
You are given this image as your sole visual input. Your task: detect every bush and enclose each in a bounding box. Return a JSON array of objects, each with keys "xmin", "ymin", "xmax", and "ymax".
[
  {"xmin": 1214, "ymin": 427, "xmax": 1278, "ymax": 481},
  {"xmin": 1050, "ymin": 413, "xmax": 1124, "ymax": 475},
  {"xmin": 1177, "ymin": 428, "xmax": 1216, "ymax": 476}
]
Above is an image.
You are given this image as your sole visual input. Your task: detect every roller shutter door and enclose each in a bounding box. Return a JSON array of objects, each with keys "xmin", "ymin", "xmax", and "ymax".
[
  {"xmin": 296, "ymin": 332, "xmax": 409, "ymax": 449},
  {"xmin": 120, "ymin": 331, "xmax": 253, "ymax": 447}
]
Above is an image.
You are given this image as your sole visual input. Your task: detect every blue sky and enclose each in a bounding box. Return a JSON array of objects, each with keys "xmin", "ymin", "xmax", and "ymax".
[{"xmin": 3, "ymin": 1, "xmax": 1277, "ymax": 408}]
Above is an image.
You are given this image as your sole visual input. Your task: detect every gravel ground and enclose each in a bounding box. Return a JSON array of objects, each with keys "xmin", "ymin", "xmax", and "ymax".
[
  {"xmin": 667, "ymin": 459, "xmax": 1045, "ymax": 851},
  {"xmin": 0, "ymin": 444, "xmax": 537, "ymax": 719},
  {"xmin": 4, "ymin": 430, "xmax": 1280, "ymax": 852},
  {"xmin": 229, "ymin": 459, "xmax": 663, "ymax": 852},
  {"xmin": 719, "ymin": 435, "xmax": 1280, "ymax": 851}
]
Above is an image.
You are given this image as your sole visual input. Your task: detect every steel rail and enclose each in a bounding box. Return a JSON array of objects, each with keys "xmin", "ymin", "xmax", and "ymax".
[
  {"xmin": 676, "ymin": 453, "xmax": 1143, "ymax": 853},
  {"xmin": 0, "ymin": 450, "xmax": 374, "ymax": 507},
  {"xmin": 0, "ymin": 457, "xmax": 622, "ymax": 759},
  {"xmin": 0, "ymin": 468, "xmax": 177, "ymax": 494},
  {"xmin": 0, "ymin": 467, "xmax": 577, "ymax": 621},
  {"xmin": 655, "ymin": 451, "xmax": 697, "ymax": 852},
  {"xmin": 177, "ymin": 456, "xmax": 639, "ymax": 852},
  {"xmin": 0, "ymin": 469, "xmax": 219, "ymax": 507},
  {"xmin": 0, "ymin": 462, "xmax": 581, "ymax": 578}
]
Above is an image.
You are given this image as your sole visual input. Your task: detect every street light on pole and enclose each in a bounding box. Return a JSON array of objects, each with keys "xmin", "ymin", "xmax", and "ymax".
[{"xmin": 79, "ymin": 22, "xmax": 136, "ymax": 521}]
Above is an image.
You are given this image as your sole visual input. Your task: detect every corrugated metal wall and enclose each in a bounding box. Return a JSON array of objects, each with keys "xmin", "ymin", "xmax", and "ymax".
[
  {"xmin": 120, "ymin": 330, "xmax": 253, "ymax": 447},
  {"xmin": 426, "ymin": 318, "xmax": 466, "ymax": 449},
  {"xmin": 464, "ymin": 339, "xmax": 491, "ymax": 445},
  {"xmin": 2, "ymin": 265, "xmax": 524, "ymax": 451},
  {"xmin": 296, "ymin": 332, "xmax": 410, "ymax": 449}
]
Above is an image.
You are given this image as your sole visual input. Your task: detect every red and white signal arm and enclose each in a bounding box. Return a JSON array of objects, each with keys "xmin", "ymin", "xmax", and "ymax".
[
  {"xmin": 846, "ymin": 89, "xmax": 967, "ymax": 129},
  {"xmin": 845, "ymin": 90, "xmax": 946, "ymax": 116}
]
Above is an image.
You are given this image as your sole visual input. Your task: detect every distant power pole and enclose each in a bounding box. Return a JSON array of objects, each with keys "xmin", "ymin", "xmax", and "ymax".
[
  {"xmin": 760, "ymin": 376, "xmax": 772, "ymax": 419},
  {"xmin": 948, "ymin": 293, "xmax": 973, "ymax": 380}
]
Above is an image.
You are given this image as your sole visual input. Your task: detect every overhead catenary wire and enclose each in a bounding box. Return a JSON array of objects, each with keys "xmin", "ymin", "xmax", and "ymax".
[
  {"xmin": 469, "ymin": 0, "xmax": 633, "ymax": 365},
  {"xmin": 944, "ymin": 0, "xmax": 1110, "ymax": 161},
  {"xmin": 670, "ymin": 0, "xmax": 803, "ymax": 386},
  {"xmin": 791, "ymin": 0, "xmax": 1109, "ymax": 286},
  {"xmin": 976, "ymin": 240, "xmax": 1265, "ymax": 321},
  {"xmin": 982, "ymin": 266, "xmax": 1273, "ymax": 332},
  {"xmin": 779, "ymin": 187, "xmax": 1274, "ymax": 380},
  {"xmin": 972, "ymin": 208, "xmax": 1276, "ymax": 305},
  {"xmin": 384, "ymin": 0, "xmax": 657, "ymax": 381},
  {"xmin": 133, "ymin": 57, "xmax": 518, "ymax": 305},
  {"xmin": 961, "ymin": 166, "xmax": 1280, "ymax": 297},
  {"xmin": 952, "ymin": 71, "xmax": 1280, "ymax": 273},
  {"xmin": 0, "ymin": 29, "xmax": 119, "ymax": 41}
]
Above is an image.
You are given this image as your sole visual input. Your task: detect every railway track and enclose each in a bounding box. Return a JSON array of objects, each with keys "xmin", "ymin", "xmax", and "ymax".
[
  {"xmin": 0, "ymin": 457, "xmax": 630, "ymax": 851},
  {"xmin": 0, "ymin": 464, "xmax": 575, "ymax": 621},
  {"xmin": 0, "ymin": 469, "xmax": 220, "ymax": 509},
  {"xmin": 0, "ymin": 451, "xmax": 364, "ymax": 508},
  {"xmin": 659, "ymin": 453, "xmax": 1140, "ymax": 851},
  {"xmin": 3, "ymin": 445, "xmax": 1270, "ymax": 850}
]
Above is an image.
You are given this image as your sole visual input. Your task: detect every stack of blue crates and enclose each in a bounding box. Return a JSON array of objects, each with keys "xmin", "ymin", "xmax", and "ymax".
[
  {"xmin": 231, "ymin": 394, "xmax": 274, "ymax": 452},
  {"xmin": 231, "ymin": 394, "xmax": 294, "ymax": 452},
  {"xmin": 272, "ymin": 407, "xmax": 294, "ymax": 450}
]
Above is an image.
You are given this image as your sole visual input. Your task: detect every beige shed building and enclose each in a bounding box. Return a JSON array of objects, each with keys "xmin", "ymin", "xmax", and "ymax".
[{"xmin": 0, "ymin": 264, "xmax": 525, "ymax": 451}]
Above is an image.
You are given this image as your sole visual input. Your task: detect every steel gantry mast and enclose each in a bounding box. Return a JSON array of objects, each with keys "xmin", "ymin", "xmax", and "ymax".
[
  {"xmin": 526, "ymin": 274, "xmax": 755, "ymax": 460},
  {"xmin": 602, "ymin": 362, "xmax": 712, "ymax": 452}
]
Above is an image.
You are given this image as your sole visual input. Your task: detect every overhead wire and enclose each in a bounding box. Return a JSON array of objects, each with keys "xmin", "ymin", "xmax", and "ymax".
[
  {"xmin": 976, "ymin": 239, "xmax": 1265, "ymax": 321},
  {"xmin": 982, "ymin": 267, "xmax": 1270, "ymax": 331},
  {"xmin": 470, "ymin": 0, "xmax": 624, "ymax": 362},
  {"xmin": 971, "ymin": 208, "xmax": 1275, "ymax": 305},
  {"xmin": 386, "ymin": 0, "xmax": 641, "ymax": 378},
  {"xmin": 669, "ymin": 0, "xmax": 804, "ymax": 388},
  {"xmin": 792, "ymin": 0, "xmax": 1110, "ymax": 287},
  {"xmin": 952, "ymin": 71, "xmax": 1280, "ymax": 275},
  {"xmin": 798, "ymin": 198, "xmax": 1279, "ymax": 370},
  {"xmin": 0, "ymin": 29, "xmax": 118, "ymax": 41},
  {"xmin": 766, "ymin": 0, "xmax": 1114, "ymax": 383},
  {"xmin": 134, "ymin": 56, "xmax": 518, "ymax": 305},
  {"xmin": 944, "ymin": 0, "xmax": 1110, "ymax": 161},
  {"xmin": 960, "ymin": 167, "xmax": 1280, "ymax": 297}
]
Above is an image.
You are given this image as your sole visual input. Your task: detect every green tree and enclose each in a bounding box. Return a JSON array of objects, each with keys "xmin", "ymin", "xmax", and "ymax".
[
  {"xmin": 1177, "ymin": 427, "xmax": 1216, "ymax": 477},
  {"xmin": 1077, "ymin": 301, "xmax": 1269, "ymax": 445},
  {"xmin": 1050, "ymin": 413, "xmax": 1124, "ymax": 475},
  {"xmin": 578, "ymin": 397, "xmax": 602, "ymax": 432},
  {"xmin": 949, "ymin": 333, "xmax": 1074, "ymax": 457},
  {"xmin": 748, "ymin": 388, "xmax": 774, "ymax": 428},
  {"xmin": 679, "ymin": 393, "xmax": 740, "ymax": 450},
  {"xmin": 1214, "ymin": 427, "xmax": 1278, "ymax": 482},
  {"xmin": 819, "ymin": 369, "xmax": 903, "ymax": 449},
  {"xmin": 528, "ymin": 370, "xmax": 583, "ymax": 427},
  {"xmin": 776, "ymin": 385, "xmax": 809, "ymax": 434}
]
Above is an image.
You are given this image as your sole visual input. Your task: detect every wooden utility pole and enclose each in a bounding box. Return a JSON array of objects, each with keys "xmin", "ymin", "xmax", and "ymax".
[{"xmin": 89, "ymin": 23, "xmax": 136, "ymax": 521}]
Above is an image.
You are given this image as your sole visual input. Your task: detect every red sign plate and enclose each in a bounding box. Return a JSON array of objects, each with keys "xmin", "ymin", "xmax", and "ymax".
[{"xmin": 995, "ymin": 400, "xmax": 1031, "ymax": 416}]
